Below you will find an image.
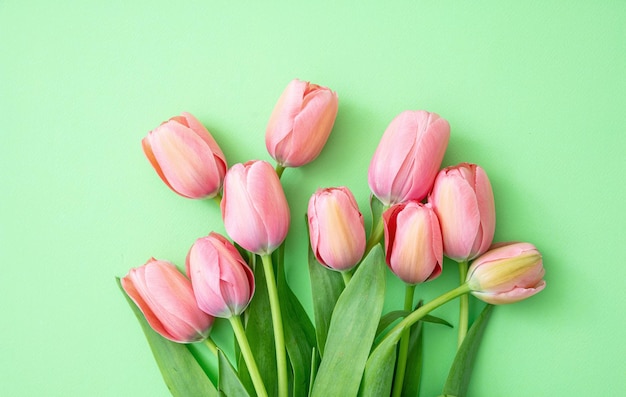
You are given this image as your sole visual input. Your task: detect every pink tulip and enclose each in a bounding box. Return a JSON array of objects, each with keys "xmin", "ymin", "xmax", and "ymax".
[
  {"xmin": 466, "ymin": 242, "xmax": 546, "ymax": 304},
  {"xmin": 266, "ymin": 79, "xmax": 339, "ymax": 167},
  {"xmin": 186, "ymin": 232, "xmax": 255, "ymax": 318},
  {"xmin": 429, "ymin": 163, "xmax": 496, "ymax": 262},
  {"xmin": 121, "ymin": 259, "xmax": 213, "ymax": 343},
  {"xmin": 368, "ymin": 110, "xmax": 450, "ymax": 206},
  {"xmin": 308, "ymin": 187, "xmax": 366, "ymax": 271},
  {"xmin": 383, "ymin": 201, "xmax": 443, "ymax": 284},
  {"xmin": 142, "ymin": 112, "xmax": 227, "ymax": 199},
  {"xmin": 221, "ymin": 160, "xmax": 290, "ymax": 255}
]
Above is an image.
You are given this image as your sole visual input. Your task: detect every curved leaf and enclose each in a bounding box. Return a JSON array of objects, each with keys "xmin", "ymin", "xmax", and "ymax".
[
  {"xmin": 219, "ymin": 350, "xmax": 252, "ymax": 397},
  {"xmin": 276, "ymin": 245, "xmax": 316, "ymax": 397},
  {"xmin": 310, "ymin": 246, "xmax": 386, "ymax": 397},
  {"xmin": 441, "ymin": 304, "xmax": 494, "ymax": 397},
  {"xmin": 307, "ymin": 238, "xmax": 344, "ymax": 357}
]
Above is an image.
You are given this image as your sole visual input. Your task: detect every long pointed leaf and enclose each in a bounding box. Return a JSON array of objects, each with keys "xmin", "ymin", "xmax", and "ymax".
[
  {"xmin": 276, "ymin": 245, "xmax": 316, "ymax": 397},
  {"xmin": 238, "ymin": 256, "xmax": 277, "ymax": 397},
  {"xmin": 440, "ymin": 304, "xmax": 494, "ymax": 397},
  {"xmin": 116, "ymin": 278, "xmax": 217, "ymax": 397},
  {"xmin": 401, "ymin": 311, "xmax": 424, "ymax": 396},
  {"xmin": 311, "ymin": 246, "xmax": 386, "ymax": 397},
  {"xmin": 307, "ymin": 241, "xmax": 344, "ymax": 357},
  {"xmin": 377, "ymin": 310, "xmax": 453, "ymax": 337},
  {"xmin": 359, "ymin": 327, "xmax": 404, "ymax": 397},
  {"xmin": 369, "ymin": 194, "xmax": 384, "ymax": 236},
  {"xmin": 219, "ymin": 350, "xmax": 252, "ymax": 397}
]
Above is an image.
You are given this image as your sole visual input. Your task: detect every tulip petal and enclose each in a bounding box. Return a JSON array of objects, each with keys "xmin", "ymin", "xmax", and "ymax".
[
  {"xmin": 473, "ymin": 166, "xmax": 496, "ymax": 257},
  {"xmin": 149, "ymin": 120, "xmax": 222, "ymax": 198},
  {"xmin": 245, "ymin": 161, "xmax": 290, "ymax": 252},
  {"xmin": 222, "ymin": 164, "xmax": 268, "ymax": 253},
  {"xmin": 472, "ymin": 281, "xmax": 546, "ymax": 304},
  {"xmin": 434, "ymin": 173, "xmax": 481, "ymax": 261}
]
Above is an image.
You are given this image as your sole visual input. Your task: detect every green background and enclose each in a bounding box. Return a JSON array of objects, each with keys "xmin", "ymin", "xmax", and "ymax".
[{"xmin": 2, "ymin": 1, "xmax": 625, "ymax": 396}]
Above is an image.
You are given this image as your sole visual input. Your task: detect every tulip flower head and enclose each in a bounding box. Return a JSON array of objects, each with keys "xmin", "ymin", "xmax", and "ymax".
[
  {"xmin": 368, "ymin": 110, "xmax": 450, "ymax": 206},
  {"xmin": 121, "ymin": 259, "xmax": 213, "ymax": 343},
  {"xmin": 383, "ymin": 201, "xmax": 443, "ymax": 284},
  {"xmin": 266, "ymin": 79, "xmax": 339, "ymax": 167},
  {"xmin": 467, "ymin": 242, "xmax": 546, "ymax": 304},
  {"xmin": 429, "ymin": 163, "xmax": 496, "ymax": 262},
  {"xmin": 308, "ymin": 186, "xmax": 366, "ymax": 271},
  {"xmin": 221, "ymin": 160, "xmax": 290, "ymax": 255},
  {"xmin": 186, "ymin": 233, "xmax": 255, "ymax": 318},
  {"xmin": 142, "ymin": 112, "xmax": 227, "ymax": 199}
]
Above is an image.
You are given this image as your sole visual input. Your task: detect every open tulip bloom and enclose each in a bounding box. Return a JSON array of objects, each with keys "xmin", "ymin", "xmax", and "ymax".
[{"xmin": 119, "ymin": 80, "xmax": 546, "ymax": 397}]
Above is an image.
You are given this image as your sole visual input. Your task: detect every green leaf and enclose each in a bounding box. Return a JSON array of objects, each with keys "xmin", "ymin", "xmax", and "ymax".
[
  {"xmin": 377, "ymin": 310, "xmax": 453, "ymax": 337},
  {"xmin": 310, "ymin": 246, "xmax": 386, "ymax": 397},
  {"xmin": 276, "ymin": 245, "xmax": 317, "ymax": 397},
  {"xmin": 307, "ymin": 239, "xmax": 344, "ymax": 357},
  {"xmin": 441, "ymin": 304, "xmax": 494, "ymax": 397},
  {"xmin": 219, "ymin": 350, "xmax": 252, "ymax": 397},
  {"xmin": 369, "ymin": 194, "xmax": 384, "ymax": 236},
  {"xmin": 358, "ymin": 326, "xmax": 404, "ymax": 397},
  {"xmin": 308, "ymin": 348, "xmax": 319, "ymax": 397},
  {"xmin": 238, "ymin": 255, "xmax": 277, "ymax": 397},
  {"xmin": 116, "ymin": 278, "xmax": 217, "ymax": 397},
  {"xmin": 401, "ymin": 313, "xmax": 424, "ymax": 397}
]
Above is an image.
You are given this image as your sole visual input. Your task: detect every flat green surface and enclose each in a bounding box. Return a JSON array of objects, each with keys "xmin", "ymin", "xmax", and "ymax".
[{"xmin": 2, "ymin": 1, "xmax": 625, "ymax": 396}]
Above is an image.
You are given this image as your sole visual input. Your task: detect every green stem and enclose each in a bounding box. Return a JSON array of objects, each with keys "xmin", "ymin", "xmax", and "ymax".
[
  {"xmin": 391, "ymin": 284, "xmax": 417, "ymax": 397},
  {"xmin": 382, "ymin": 284, "xmax": 471, "ymax": 346},
  {"xmin": 203, "ymin": 337, "xmax": 219, "ymax": 357},
  {"xmin": 275, "ymin": 164, "xmax": 286, "ymax": 179},
  {"xmin": 457, "ymin": 261, "xmax": 469, "ymax": 348},
  {"xmin": 229, "ymin": 315, "xmax": 268, "ymax": 397},
  {"xmin": 261, "ymin": 254, "xmax": 288, "ymax": 397},
  {"xmin": 365, "ymin": 214, "xmax": 385, "ymax": 255}
]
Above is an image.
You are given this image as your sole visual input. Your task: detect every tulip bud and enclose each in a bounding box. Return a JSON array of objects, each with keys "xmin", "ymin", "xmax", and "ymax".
[
  {"xmin": 307, "ymin": 187, "xmax": 366, "ymax": 271},
  {"xmin": 221, "ymin": 160, "xmax": 290, "ymax": 255},
  {"xmin": 142, "ymin": 112, "xmax": 227, "ymax": 199},
  {"xmin": 429, "ymin": 163, "xmax": 496, "ymax": 262},
  {"xmin": 466, "ymin": 242, "xmax": 546, "ymax": 304},
  {"xmin": 186, "ymin": 233, "xmax": 255, "ymax": 318},
  {"xmin": 368, "ymin": 110, "xmax": 450, "ymax": 206},
  {"xmin": 266, "ymin": 79, "xmax": 339, "ymax": 167},
  {"xmin": 121, "ymin": 259, "xmax": 213, "ymax": 343},
  {"xmin": 383, "ymin": 201, "xmax": 443, "ymax": 284}
]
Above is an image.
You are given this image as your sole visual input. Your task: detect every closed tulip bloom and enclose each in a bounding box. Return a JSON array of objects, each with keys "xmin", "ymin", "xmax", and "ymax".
[
  {"xmin": 121, "ymin": 259, "xmax": 213, "ymax": 343},
  {"xmin": 308, "ymin": 187, "xmax": 366, "ymax": 271},
  {"xmin": 186, "ymin": 233, "xmax": 255, "ymax": 318},
  {"xmin": 429, "ymin": 163, "xmax": 496, "ymax": 262},
  {"xmin": 221, "ymin": 160, "xmax": 290, "ymax": 255},
  {"xmin": 383, "ymin": 201, "xmax": 443, "ymax": 284},
  {"xmin": 142, "ymin": 112, "xmax": 227, "ymax": 199},
  {"xmin": 266, "ymin": 79, "xmax": 339, "ymax": 167},
  {"xmin": 467, "ymin": 242, "xmax": 546, "ymax": 304},
  {"xmin": 368, "ymin": 110, "xmax": 450, "ymax": 206}
]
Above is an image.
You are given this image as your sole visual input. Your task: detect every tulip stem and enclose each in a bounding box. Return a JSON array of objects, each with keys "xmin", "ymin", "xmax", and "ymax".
[
  {"xmin": 261, "ymin": 254, "xmax": 288, "ymax": 397},
  {"xmin": 391, "ymin": 283, "xmax": 417, "ymax": 397},
  {"xmin": 382, "ymin": 284, "xmax": 471, "ymax": 346},
  {"xmin": 203, "ymin": 337, "xmax": 219, "ymax": 357},
  {"xmin": 275, "ymin": 164, "xmax": 286, "ymax": 179},
  {"xmin": 458, "ymin": 261, "xmax": 469, "ymax": 348},
  {"xmin": 229, "ymin": 315, "xmax": 268, "ymax": 397}
]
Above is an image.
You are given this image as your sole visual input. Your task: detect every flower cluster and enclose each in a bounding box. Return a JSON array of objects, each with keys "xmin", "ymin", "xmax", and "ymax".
[{"xmin": 119, "ymin": 79, "xmax": 546, "ymax": 397}]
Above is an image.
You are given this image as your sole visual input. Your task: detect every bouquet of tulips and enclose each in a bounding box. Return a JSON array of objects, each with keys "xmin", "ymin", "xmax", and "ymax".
[{"xmin": 118, "ymin": 79, "xmax": 546, "ymax": 397}]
